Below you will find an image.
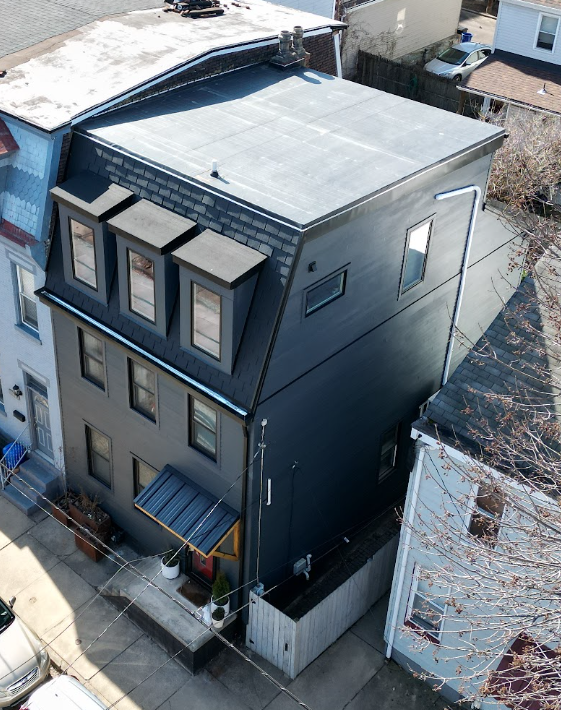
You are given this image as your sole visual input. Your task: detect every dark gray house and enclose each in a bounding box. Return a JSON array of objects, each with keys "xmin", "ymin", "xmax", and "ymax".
[{"xmin": 40, "ymin": 59, "xmax": 520, "ymax": 613}]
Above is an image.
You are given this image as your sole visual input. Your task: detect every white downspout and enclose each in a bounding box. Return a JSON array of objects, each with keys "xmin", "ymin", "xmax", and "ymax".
[
  {"xmin": 435, "ymin": 185, "xmax": 481, "ymax": 387},
  {"xmin": 333, "ymin": 33, "xmax": 343, "ymax": 78},
  {"xmin": 385, "ymin": 442, "xmax": 427, "ymax": 659}
]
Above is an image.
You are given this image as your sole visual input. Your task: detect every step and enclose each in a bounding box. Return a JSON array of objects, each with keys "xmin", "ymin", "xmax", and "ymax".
[
  {"xmin": 17, "ymin": 458, "xmax": 63, "ymax": 500},
  {"xmin": 9, "ymin": 472, "xmax": 47, "ymax": 506},
  {"xmin": 1, "ymin": 483, "xmax": 39, "ymax": 516}
]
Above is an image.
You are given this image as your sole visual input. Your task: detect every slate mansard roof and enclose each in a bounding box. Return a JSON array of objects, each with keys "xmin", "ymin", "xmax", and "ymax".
[{"xmin": 44, "ymin": 64, "xmax": 505, "ymax": 416}]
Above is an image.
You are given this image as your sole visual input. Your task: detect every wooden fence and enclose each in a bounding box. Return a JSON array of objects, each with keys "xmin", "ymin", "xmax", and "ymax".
[
  {"xmin": 356, "ymin": 50, "xmax": 461, "ymax": 114},
  {"xmin": 245, "ymin": 532, "xmax": 399, "ymax": 678}
]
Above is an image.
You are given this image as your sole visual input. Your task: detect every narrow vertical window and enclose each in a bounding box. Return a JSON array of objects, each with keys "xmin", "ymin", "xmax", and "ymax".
[
  {"xmin": 406, "ymin": 566, "xmax": 447, "ymax": 642},
  {"xmin": 79, "ymin": 329, "xmax": 105, "ymax": 390},
  {"xmin": 469, "ymin": 484, "xmax": 505, "ymax": 544},
  {"xmin": 70, "ymin": 219, "xmax": 97, "ymax": 289},
  {"xmin": 133, "ymin": 457, "xmax": 157, "ymax": 497},
  {"xmin": 536, "ymin": 14, "xmax": 558, "ymax": 51},
  {"xmin": 86, "ymin": 425, "xmax": 111, "ymax": 487},
  {"xmin": 128, "ymin": 249, "xmax": 155, "ymax": 323},
  {"xmin": 16, "ymin": 265, "xmax": 38, "ymax": 331},
  {"xmin": 379, "ymin": 424, "xmax": 399, "ymax": 482},
  {"xmin": 192, "ymin": 283, "xmax": 221, "ymax": 359},
  {"xmin": 0, "ymin": 371, "xmax": 4, "ymax": 410},
  {"xmin": 401, "ymin": 219, "xmax": 433, "ymax": 293},
  {"xmin": 129, "ymin": 360, "xmax": 156, "ymax": 422},
  {"xmin": 190, "ymin": 398, "xmax": 218, "ymax": 459}
]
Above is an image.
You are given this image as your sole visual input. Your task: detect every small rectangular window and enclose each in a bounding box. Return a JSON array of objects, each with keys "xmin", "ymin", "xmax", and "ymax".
[
  {"xmin": 129, "ymin": 360, "xmax": 156, "ymax": 422},
  {"xmin": 190, "ymin": 397, "xmax": 217, "ymax": 459},
  {"xmin": 192, "ymin": 283, "xmax": 221, "ymax": 359},
  {"xmin": 70, "ymin": 219, "xmax": 97, "ymax": 289},
  {"xmin": 16, "ymin": 265, "xmax": 38, "ymax": 331},
  {"xmin": 305, "ymin": 271, "xmax": 346, "ymax": 316},
  {"xmin": 536, "ymin": 14, "xmax": 558, "ymax": 51},
  {"xmin": 79, "ymin": 329, "xmax": 105, "ymax": 390},
  {"xmin": 469, "ymin": 484, "xmax": 505, "ymax": 543},
  {"xmin": 86, "ymin": 424, "xmax": 111, "ymax": 487},
  {"xmin": 379, "ymin": 424, "xmax": 399, "ymax": 482},
  {"xmin": 128, "ymin": 249, "xmax": 155, "ymax": 323},
  {"xmin": 401, "ymin": 219, "xmax": 433, "ymax": 293},
  {"xmin": 133, "ymin": 457, "xmax": 157, "ymax": 497},
  {"xmin": 0, "ymin": 372, "xmax": 4, "ymax": 408},
  {"xmin": 407, "ymin": 566, "xmax": 447, "ymax": 641}
]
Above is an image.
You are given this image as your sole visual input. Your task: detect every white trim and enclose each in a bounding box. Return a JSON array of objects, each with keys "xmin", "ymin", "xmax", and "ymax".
[
  {"xmin": 534, "ymin": 11, "xmax": 560, "ymax": 54},
  {"xmin": 501, "ymin": 0, "xmax": 561, "ymax": 15},
  {"xmin": 460, "ymin": 86, "xmax": 561, "ymax": 117},
  {"xmin": 405, "ymin": 562, "xmax": 448, "ymax": 639}
]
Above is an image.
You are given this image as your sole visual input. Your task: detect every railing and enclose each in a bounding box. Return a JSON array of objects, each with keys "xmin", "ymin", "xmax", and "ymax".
[{"xmin": 0, "ymin": 425, "xmax": 31, "ymax": 490}]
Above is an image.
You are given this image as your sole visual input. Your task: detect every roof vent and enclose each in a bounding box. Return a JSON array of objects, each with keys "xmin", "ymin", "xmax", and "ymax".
[
  {"xmin": 270, "ymin": 29, "xmax": 307, "ymax": 70},
  {"xmin": 537, "ymin": 83, "xmax": 548, "ymax": 95}
]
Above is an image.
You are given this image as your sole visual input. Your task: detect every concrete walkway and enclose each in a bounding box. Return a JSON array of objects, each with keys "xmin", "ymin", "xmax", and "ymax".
[{"xmin": 0, "ymin": 497, "xmax": 452, "ymax": 710}]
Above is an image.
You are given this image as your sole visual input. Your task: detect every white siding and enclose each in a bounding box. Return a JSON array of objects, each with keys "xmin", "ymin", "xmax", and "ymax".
[
  {"xmin": 341, "ymin": 0, "xmax": 462, "ymax": 77},
  {"xmin": 264, "ymin": 0, "xmax": 333, "ymax": 18},
  {"xmin": 495, "ymin": 1, "xmax": 561, "ymax": 65}
]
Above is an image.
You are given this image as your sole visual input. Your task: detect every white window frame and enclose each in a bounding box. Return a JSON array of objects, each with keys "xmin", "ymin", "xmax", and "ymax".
[
  {"xmin": 406, "ymin": 564, "xmax": 448, "ymax": 642},
  {"xmin": 468, "ymin": 482, "xmax": 505, "ymax": 545},
  {"xmin": 399, "ymin": 217, "xmax": 434, "ymax": 295},
  {"xmin": 16, "ymin": 265, "xmax": 39, "ymax": 333},
  {"xmin": 534, "ymin": 12, "xmax": 559, "ymax": 53}
]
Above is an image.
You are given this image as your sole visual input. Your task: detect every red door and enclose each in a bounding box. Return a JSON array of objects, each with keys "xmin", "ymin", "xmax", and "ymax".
[{"xmin": 192, "ymin": 551, "xmax": 214, "ymax": 582}]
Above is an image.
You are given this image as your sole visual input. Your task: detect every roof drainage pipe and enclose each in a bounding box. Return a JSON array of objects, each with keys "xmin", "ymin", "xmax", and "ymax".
[{"xmin": 435, "ymin": 185, "xmax": 481, "ymax": 387}]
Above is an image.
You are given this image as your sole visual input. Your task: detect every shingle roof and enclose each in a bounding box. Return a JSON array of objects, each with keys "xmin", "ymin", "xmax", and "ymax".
[{"xmin": 462, "ymin": 50, "xmax": 561, "ymax": 115}]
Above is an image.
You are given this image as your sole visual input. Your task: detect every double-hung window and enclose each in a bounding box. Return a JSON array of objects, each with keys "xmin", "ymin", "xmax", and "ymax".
[
  {"xmin": 192, "ymin": 283, "xmax": 221, "ymax": 359},
  {"xmin": 133, "ymin": 457, "xmax": 157, "ymax": 497},
  {"xmin": 129, "ymin": 360, "xmax": 156, "ymax": 422},
  {"xmin": 70, "ymin": 219, "xmax": 97, "ymax": 289},
  {"xmin": 406, "ymin": 565, "xmax": 447, "ymax": 642},
  {"xmin": 16, "ymin": 265, "xmax": 38, "ymax": 331},
  {"xmin": 79, "ymin": 329, "xmax": 105, "ymax": 390},
  {"xmin": 401, "ymin": 218, "xmax": 433, "ymax": 293},
  {"xmin": 536, "ymin": 14, "xmax": 558, "ymax": 51},
  {"xmin": 86, "ymin": 424, "xmax": 111, "ymax": 487},
  {"xmin": 128, "ymin": 249, "xmax": 156, "ymax": 323},
  {"xmin": 469, "ymin": 483, "xmax": 505, "ymax": 544},
  {"xmin": 190, "ymin": 398, "xmax": 218, "ymax": 459}
]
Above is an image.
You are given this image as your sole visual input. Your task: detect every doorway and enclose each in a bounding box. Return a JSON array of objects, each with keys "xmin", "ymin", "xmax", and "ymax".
[{"xmin": 27, "ymin": 377, "xmax": 53, "ymax": 460}]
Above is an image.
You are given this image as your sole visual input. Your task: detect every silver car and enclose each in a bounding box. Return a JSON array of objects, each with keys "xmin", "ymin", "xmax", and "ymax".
[
  {"xmin": 0, "ymin": 597, "xmax": 50, "ymax": 707},
  {"xmin": 424, "ymin": 42, "xmax": 491, "ymax": 82}
]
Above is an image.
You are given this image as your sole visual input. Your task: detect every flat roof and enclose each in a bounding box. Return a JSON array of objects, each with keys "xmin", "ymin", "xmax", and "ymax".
[
  {"xmin": 50, "ymin": 171, "xmax": 134, "ymax": 222},
  {"xmin": 172, "ymin": 229, "xmax": 267, "ymax": 289},
  {"xmin": 0, "ymin": 3, "xmax": 342, "ymax": 132},
  {"xmin": 107, "ymin": 200, "xmax": 196, "ymax": 253},
  {"xmin": 83, "ymin": 64, "xmax": 504, "ymax": 227}
]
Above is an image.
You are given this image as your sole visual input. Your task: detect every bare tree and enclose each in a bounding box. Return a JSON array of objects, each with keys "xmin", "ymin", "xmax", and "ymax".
[{"xmin": 400, "ymin": 111, "xmax": 561, "ymax": 709}]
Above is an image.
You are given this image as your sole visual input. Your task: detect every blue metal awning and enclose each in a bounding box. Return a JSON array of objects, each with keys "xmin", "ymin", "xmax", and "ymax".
[{"xmin": 134, "ymin": 465, "xmax": 239, "ymax": 557}]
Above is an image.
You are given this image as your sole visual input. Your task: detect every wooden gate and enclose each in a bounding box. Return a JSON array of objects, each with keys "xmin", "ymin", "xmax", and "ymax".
[{"xmin": 246, "ymin": 591, "xmax": 297, "ymax": 677}]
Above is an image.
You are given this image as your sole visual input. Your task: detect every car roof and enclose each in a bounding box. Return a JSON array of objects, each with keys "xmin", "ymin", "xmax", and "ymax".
[
  {"xmin": 452, "ymin": 42, "xmax": 491, "ymax": 51},
  {"xmin": 22, "ymin": 676, "xmax": 107, "ymax": 710}
]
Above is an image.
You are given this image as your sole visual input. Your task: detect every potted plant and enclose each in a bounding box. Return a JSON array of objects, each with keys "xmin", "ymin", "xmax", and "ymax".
[
  {"xmin": 74, "ymin": 527, "xmax": 106, "ymax": 563},
  {"xmin": 211, "ymin": 605, "xmax": 225, "ymax": 629},
  {"xmin": 161, "ymin": 550, "xmax": 180, "ymax": 579},
  {"xmin": 51, "ymin": 490, "xmax": 75, "ymax": 527},
  {"xmin": 69, "ymin": 492, "xmax": 111, "ymax": 535},
  {"xmin": 211, "ymin": 571, "xmax": 231, "ymax": 615}
]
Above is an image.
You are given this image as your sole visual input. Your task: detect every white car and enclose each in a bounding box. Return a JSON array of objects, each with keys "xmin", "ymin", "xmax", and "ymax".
[
  {"xmin": 20, "ymin": 676, "xmax": 108, "ymax": 710},
  {"xmin": 0, "ymin": 596, "xmax": 50, "ymax": 708},
  {"xmin": 424, "ymin": 42, "xmax": 491, "ymax": 81}
]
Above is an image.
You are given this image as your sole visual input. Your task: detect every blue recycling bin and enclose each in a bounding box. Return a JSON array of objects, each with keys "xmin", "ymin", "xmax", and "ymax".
[
  {"xmin": 461, "ymin": 31, "xmax": 473, "ymax": 43},
  {"xmin": 2, "ymin": 443, "xmax": 26, "ymax": 469}
]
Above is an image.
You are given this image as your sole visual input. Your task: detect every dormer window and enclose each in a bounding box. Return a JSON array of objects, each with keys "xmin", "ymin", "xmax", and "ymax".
[
  {"xmin": 536, "ymin": 14, "xmax": 558, "ymax": 51},
  {"xmin": 70, "ymin": 219, "xmax": 97, "ymax": 289},
  {"xmin": 173, "ymin": 229, "xmax": 267, "ymax": 374},
  {"xmin": 128, "ymin": 249, "xmax": 156, "ymax": 323}
]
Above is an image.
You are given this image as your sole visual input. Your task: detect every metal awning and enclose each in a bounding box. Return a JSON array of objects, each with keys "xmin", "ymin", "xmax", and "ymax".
[{"xmin": 134, "ymin": 464, "xmax": 239, "ymax": 557}]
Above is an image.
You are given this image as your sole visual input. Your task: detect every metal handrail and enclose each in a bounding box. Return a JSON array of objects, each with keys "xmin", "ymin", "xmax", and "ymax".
[{"xmin": 0, "ymin": 425, "xmax": 31, "ymax": 490}]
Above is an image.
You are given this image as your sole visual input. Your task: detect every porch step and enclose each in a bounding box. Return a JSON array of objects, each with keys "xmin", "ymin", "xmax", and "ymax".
[
  {"xmin": 17, "ymin": 458, "xmax": 63, "ymax": 501},
  {"xmin": 1, "ymin": 483, "xmax": 39, "ymax": 516}
]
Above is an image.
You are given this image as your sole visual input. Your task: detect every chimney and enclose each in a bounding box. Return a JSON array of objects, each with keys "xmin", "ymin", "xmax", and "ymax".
[
  {"xmin": 270, "ymin": 30, "xmax": 306, "ymax": 69},
  {"xmin": 292, "ymin": 26, "xmax": 310, "ymax": 66}
]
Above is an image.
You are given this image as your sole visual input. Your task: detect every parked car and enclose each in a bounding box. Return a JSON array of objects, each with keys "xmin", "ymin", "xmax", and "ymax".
[
  {"xmin": 20, "ymin": 676, "xmax": 108, "ymax": 710},
  {"xmin": 0, "ymin": 596, "xmax": 50, "ymax": 707},
  {"xmin": 424, "ymin": 42, "xmax": 491, "ymax": 81}
]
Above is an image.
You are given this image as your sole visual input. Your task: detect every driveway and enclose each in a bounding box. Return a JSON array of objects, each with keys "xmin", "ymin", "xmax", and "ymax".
[
  {"xmin": 460, "ymin": 6, "xmax": 497, "ymax": 46},
  {"xmin": 0, "ymin": 496, "xmax": 454, "ymax": 710}
]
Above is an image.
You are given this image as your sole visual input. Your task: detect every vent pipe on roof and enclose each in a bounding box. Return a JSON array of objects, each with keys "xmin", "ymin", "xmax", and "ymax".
[
  {"xmin": 293, "ymin": 26, "xmax": 310, "ymax": 66},
  {"xmin": 270, "ymin": 29, "xmax": 308, "ymax": 69}
]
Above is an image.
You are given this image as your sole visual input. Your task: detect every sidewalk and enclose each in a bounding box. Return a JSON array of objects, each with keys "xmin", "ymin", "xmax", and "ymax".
[{"xmin": 0, "ymin": 496, "xmax": 452, "ymax": 710}]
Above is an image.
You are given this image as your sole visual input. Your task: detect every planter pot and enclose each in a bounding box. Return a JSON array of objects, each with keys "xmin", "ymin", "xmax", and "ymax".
[
  {"xmin": 69, "ymin": 502, "xmax": 111, "ymax": 536},
  {"xmin": 211, "ymin": 597, "xmax": 230, "ymax": 616},
  {"xmin": 74, "ymin": 529, "xmax": 106, "ymax": 563},
  {"xmin": 212, "ymin": 616, "xmax": 224, "ymax": 629},
  {"xmin": 161, "ymin": 559, "xmax": 180, "ymax": 580},
  {"xmin": 51, "ymin": 501, "xmax": 70, "ymax": 527}
]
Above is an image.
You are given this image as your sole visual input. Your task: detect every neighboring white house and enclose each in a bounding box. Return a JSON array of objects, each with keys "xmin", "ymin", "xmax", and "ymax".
[
  {"xmin": 384, "ymin": 276, "xmax": 561, "ymax": 708},
  {"xmin": 461, "ymin": 0, "xmax": 561, "ymax": 118}
]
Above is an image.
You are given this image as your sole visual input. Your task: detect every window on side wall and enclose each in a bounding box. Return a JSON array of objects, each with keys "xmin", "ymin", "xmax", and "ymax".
[
  {"xmin": 129, "ymin": 359, "xmax": 157, "ymax": 422},
  {"xmin": 0, "ymin": 370, "xmax": 4, "ymax": 413},
  {"xmin": 70, "ymin": 218, "xmax": 98, "ymax": 289},
  {"xmin": 133, "ymin": 457, "xmax": 158, "ymax": 497},
  {"xmin": 469, "ymin": 483, "xmax": 505, "ymax": 544},
  {"xmin": 79, "ymin": 329, "xmax": 105, "ymax": 390},
  {"xmin": 379, "ymin": 424, "xmax": 399, "ymax": 482},
  {"xmin": 406, "ymin": 566, "xmax": 447, "ymax": 642},
  {"xmin": 16, "ymin": 265, "xmax": 38, "ymax": 332},
  {"xmin": 128, "ymin": 249, "xmax": 156, "ymax": 323},
  {"xmin": 536, "ymin": 14, "xmax": 558, "ymax": 51},
  {"xmin": 305, "ymin": 270, "xmax": 347, "ymax": 316},
  {"xmin": 189, "ymin": 397, "xmax": 218, "ymax": 460},
  {"xmin": 400, "ymin": 218, "xmax": 433, "ymax": 294},
  {"xmin": 192, "ymin": 282, "xmax": 221, "ymax": 360},
  {"xmin": 86, "ymin": 424, "xmax": 111, "ymax": 488}
]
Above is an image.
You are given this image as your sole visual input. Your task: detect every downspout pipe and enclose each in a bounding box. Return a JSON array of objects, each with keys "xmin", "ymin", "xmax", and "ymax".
[
  {"xmin": 435, "ymin": 185, "xmax": 481, "ymax": 387},
  {"xmin": 385, "ymin": 442, "xmax": 427, "ymax": 659}
]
